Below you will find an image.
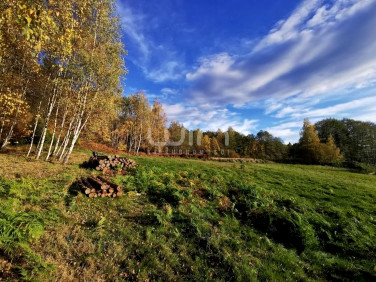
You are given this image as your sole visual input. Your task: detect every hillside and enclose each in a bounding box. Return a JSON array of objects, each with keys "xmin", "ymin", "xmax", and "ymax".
[{"xmin": 0, "ymin": 149, "xmax": 375, "ymax": 281}]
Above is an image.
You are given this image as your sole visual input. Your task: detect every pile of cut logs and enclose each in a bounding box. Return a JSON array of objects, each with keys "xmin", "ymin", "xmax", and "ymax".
[
  {"xmin": 77, "ymin": 176, "xmax": 123, "ymax": 198},
  {"xmin": 90, "ymin": 155, "xmax": 137, "ymax": 173}
]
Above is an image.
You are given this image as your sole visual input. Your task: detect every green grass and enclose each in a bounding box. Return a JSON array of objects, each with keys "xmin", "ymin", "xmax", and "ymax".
[{"xmin": 0, "ymin": 151, "xmax": 375, "ymax": 281}]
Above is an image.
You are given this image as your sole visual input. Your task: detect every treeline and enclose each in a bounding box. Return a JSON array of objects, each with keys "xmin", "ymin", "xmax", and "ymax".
[
  {"xmin": 106, "ymin": 93, "xmax": 375, "ymax": 165},
  {"xmin": 104, "ymin": 92, "xmax": 288, "ymax": 159},
  {"xmin": 0, "ymin": 0, "xmax": 125, "ymax": 163}
]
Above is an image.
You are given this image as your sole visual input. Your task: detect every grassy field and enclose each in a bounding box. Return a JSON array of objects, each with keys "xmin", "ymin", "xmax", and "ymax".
[{"xmin": 0, "ymin": 149, "xmax": 375, "ymax": 281}]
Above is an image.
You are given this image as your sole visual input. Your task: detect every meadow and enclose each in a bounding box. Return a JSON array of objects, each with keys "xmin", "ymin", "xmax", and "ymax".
[{"xmin": 0, "ymin": 149, "xmax": 375, "ymax": 281}]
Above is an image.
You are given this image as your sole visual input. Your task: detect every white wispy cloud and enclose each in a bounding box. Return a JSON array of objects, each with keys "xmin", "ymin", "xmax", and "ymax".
[
  {"xmin": 254, "ymin": 0, "xmax": 323, "ymax": 51},
  {"xmin": 266, "ymin": 128, "xmax": 300, "ymax": 145},
  {"xmin": 116, "ymin": 1, "xmax": 149, "ymax": 62},
  {"xmin": 353, "ymin": 112, "xmax": 376, "ymax": 123},
  {"xmin": 163, "ymin": 103, "xmax": 258, "ymax": 135},
  {"xmin": 290, "ymin": 96, "xmax": 376, "ymax": 119},
  {"xmin": 161, "ymin": 88, "xmax": 178, "ymax": 96},
  {"xmin": 186, "ymin": 53, "xmax": 242, "ymax": 81},
  {"xmin": 116, "ymin": 1, "xmax": 185, "ymax": 82},
  {"xmin": 264, "ymin": 121, "xmax": 302, "ymax": 144},
  {"xmin": 146, "ymin": 60, "xmax": 182, "ymax": 82}
]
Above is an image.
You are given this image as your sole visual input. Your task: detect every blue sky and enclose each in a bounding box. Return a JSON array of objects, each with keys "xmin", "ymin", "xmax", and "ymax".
[{"xmin": 116, "ymin": 0, "xmax": 376, "ymax": 143}]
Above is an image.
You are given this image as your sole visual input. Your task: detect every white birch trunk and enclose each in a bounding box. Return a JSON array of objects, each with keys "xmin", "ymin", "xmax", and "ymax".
[
  {"xmin": 62, "ymin": 113, "xmax": 90, "ymax": 164},
  {"xmin": 136, "ymin": 122, "xmax": 143, "ymax": 154},
  {"xmin": 52, "ymin": 104, "xmax": 68, "ymax": 157},
  {"xmin": 45, "ymin": 99, "xmax": 60, "ymax": 161},
  {"xmin": 62, "ymin": 90, "xmax": 89, "ymax": 164},
  {"xmin": 0, "ymin": 120, "xmax": 5, "ymax": 143},
  {"xmin": 35, "ymin": 88, "xmax": 58, "ymax": 160},
  {"xmin": 57, "ymin": 114, "xmax": 76, "ymax": 161},
  {"xmin": 27, "ymin": 100, "xmax": 42, "ymax": 157}
]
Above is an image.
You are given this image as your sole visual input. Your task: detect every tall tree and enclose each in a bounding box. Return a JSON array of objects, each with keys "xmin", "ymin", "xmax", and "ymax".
[
  {"xmin": 298, "ymin": 119, "xmax": 321, "ymax": 164},
  {"xmin": 150, "ymin": 98, "xmax": 167, "ymax": 151},
  {"xmin": 202, "ymin": 135, "xmax": 211, "ymax": 152},
  {"xmin": 168, "ymin": 121, "xmax": 187, "ymax": 150},
  {"xmin": 320, "ymin": 134, "xmax": 343, "ymax": 163},
  {"xmin": 210, "ymin": 137, "xmax": 220, "ymax": 155}
]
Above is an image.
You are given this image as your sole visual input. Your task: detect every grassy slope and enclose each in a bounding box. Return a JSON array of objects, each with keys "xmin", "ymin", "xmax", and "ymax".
[{"xmin": 0, "ymin": 150, "xmax": 375, "ymax": 281}]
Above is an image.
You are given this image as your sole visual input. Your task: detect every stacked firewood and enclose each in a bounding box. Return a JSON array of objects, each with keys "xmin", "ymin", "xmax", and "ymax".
[
  {"xmin": 90, "ymin": 155, "xmax": 137, "ymax": 173},
  {"xmin": 77, "ymin": 176, "xmax": 123, "ymax": 198}
]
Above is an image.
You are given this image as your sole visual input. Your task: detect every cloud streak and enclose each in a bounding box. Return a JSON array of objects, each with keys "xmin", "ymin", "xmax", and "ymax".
[
  {"xmin": 186, "ymin": 0, "xmax": 376, "ymax": 106},
  {"xmin": 116, "ymin": 1, "xmax": 185, "ymax": 82}
]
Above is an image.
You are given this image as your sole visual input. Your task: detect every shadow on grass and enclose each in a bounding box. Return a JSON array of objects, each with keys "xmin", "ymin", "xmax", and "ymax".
[
  {"xmin": 64, "ymin": 181, "xmax": 80, "ymax": 207},
  {"xmin": 122, "ymin": 213, "xmax": 162, "ymax": 226},
  {"xmin": 79, "ymin": 160, "xmax": 94, "ymax": 169}
]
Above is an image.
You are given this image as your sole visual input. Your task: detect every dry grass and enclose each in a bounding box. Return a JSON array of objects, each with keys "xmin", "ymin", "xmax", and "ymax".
[
  {"xmin": 33, "ymin": 224, "xmax": 101, "ymax": 281},
  {"xmin": 0, "ymin": 146, "xmax": 89, "ymax": 180},
  {"xmin": 76, "ymin": 141, "xmax": 121, "ymax": 155}
]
